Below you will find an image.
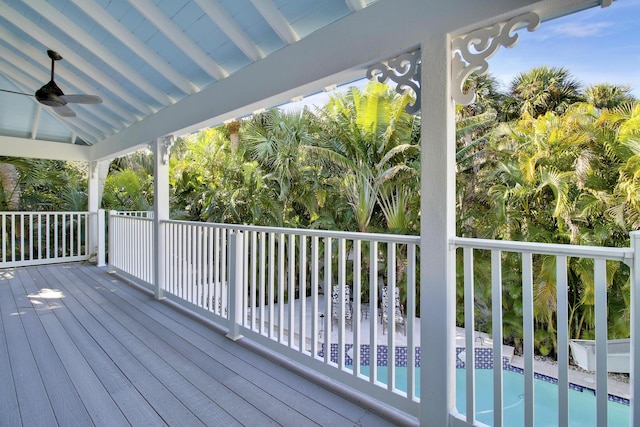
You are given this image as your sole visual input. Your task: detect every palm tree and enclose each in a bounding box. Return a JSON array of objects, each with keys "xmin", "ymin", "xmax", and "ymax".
[
  {"xmin": 584, "ymin": 83, "xmax": 635, "ymax": 110},
  {"xmin": 311, "ymin": 82, "xmax": 420, "ymax": 233},
  {"xmin": 240, "ymin": 109, "xmax": 323, "ymax": 227},
  {"xmin": 507, "ymin": 66, "xmax": 583, "ymax": 119},
  {"xmin": 0, "ymin": 160, "xmax": 21, "ymax": 210},
  {"xmin": 604, "ymin": 101, "xmax": 640, "ymax": 230}
]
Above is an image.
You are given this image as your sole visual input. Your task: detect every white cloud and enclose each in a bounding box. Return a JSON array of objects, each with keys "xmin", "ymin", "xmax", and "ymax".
[{"xmin": 550, "ymin": 21, "xmax": 613, "ymax": 38}]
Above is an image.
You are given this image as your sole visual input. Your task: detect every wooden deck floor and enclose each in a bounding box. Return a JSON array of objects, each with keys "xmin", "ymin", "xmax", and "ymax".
[{"xmin": 0, "ymin": 263, "xmax": 400, "ymax": 427}]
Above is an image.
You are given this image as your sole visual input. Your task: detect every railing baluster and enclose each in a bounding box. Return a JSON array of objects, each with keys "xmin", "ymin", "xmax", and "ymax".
[
  {"xmin": 19, "ymin": 214, "xmax": 24, "ymax": 262},
  {"xmin": 221, "ymin": 229, "xmax": 227, "ymax": 318},
  {"xmin": 464, "ymin": 247, "xmax": 475, "ymax": 424},
  {"xmin": 311, "ymin": 235, "xmax": 319, "ymax": 358},
  {"xmin": 37, "ymin": 214, "xmax": 42, "ymax": 260},
  {"xmin": 46, "ymin": 214, "xmax": 50, "ymax": 259},
  {"xmin": 387, "ymin": 242, "xmax": 396, "ymax": 391},
  {"xmin": 11, "ymin": 214, "xmax": 16, "ymax": 262},
  {"xmin": 370, "ymin": 240, "xmax": 378, "ymax": 384},
  {"xmin": 214, "ymin": 227, "xmax": 220, "ymax": 313},
  {"xmin": 298, "ymin": 234, "xmax": 307, "ymax": 353},
  {"xmin": 323, "ymin": 236, "xmax": 332, "ymax": 365},
  {"xmin": 288, "ymin": 233, "xmax": 295, "ymax": 348},
  {"xmin": 353, "ymin": 239, "xmax": 362, "ymax": 377},
  {"xmin": 250, "ymin": 231, "xmax": 257, "ymax": 330},
  {"xmin": 492, "ymin": 249, "xmax": 504, "ymax": 427},
  {"xmin": 278, "ymin": 232, "xmax": 285, "ymax": 343},
  {"xmin": 556, "ymin": 255, "xmax": 569, "ymax": 427},
  {"xmin": 338, "ymin": 237, "xmax": 346, "ymax": 369},
  {"xmin": 259, "ymin": 231, "xmax": 266, "ymax": 334},
  {"xmin": 62, "ymin": 214, "xmax": 66, "ymax": 259},
  {"xmin": 406, "ymin": 243, "xmax": 417, "ymax": 400},
  {"xmin": 522, "ymin": 252, "xmax": 534, "ymax": 427},
  {"xmin": 268, "ymin": 232, "xmax": 275, "ymax": 340},
  {"xmin": 208, "ymin": 227, "xmax": 214, "ymax": 311},
  {"xmin": 29, "ymin": 213, "xmax": 33, "ymax": 260},
  {"xmin": 69, "ymin": 213, "xmax": 74, "ymax": 257},
  {"xmin": 594, "ymin": 258, "xmax": 608, "ymax": 426}
]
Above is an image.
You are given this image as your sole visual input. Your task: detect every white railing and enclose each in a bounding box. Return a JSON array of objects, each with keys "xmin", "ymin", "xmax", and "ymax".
[
  {"xmin": 108, "ymin": 213, "xmax": 154, "ymax": 285},
  {"xmin": 0, "ymin": 211, "xmax": 90, "ymax": 267},
  {"xmin": 105, "ymin": 211, "xmax": 638, "ymax": 425},
  {"xmin": 451, "ymin": 236, "xmax": 636, "ymax": 427},
  {"xmin": 232, "ymin": 226, "xmax": 420, "ymax": 413},
  {"xmin": 138, "ymin": 218, "xmax": 421, "ymax": 414}
]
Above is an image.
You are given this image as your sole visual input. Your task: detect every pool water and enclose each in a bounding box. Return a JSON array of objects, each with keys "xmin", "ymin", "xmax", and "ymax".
[{"xmin": 355, "ymin": 366, "xmax": 629, "ymax": 426}]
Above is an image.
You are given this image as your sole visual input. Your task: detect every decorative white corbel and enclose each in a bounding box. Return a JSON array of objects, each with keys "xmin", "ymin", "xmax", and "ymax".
[
  {"xmin": 451, "ymin": 12, "xmax": 540, "ymax": 106},
  {"xmin": 366, "ymin": 49, "xmax": 421, "ymax": 114}
]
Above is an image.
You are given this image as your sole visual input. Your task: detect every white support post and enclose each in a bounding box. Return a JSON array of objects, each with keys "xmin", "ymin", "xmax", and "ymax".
[
  {"xmin": 630, "ymin": 231, "xmax": 640, "ymax": 427},
  {"xmin": 107, "ymin": 210, "xmax": 117, "ymax": 273},
  {"xmin": 152, "ymin": 136, "xmax": 173, "ymax": 300},
  {"xmin": 227, "ymin": 231, "xmax": 244, "ymax": 341},
  {"xmin": 97, "ymin": 209, "xmax": 106, "ymax": 267},
  {"xmin": 420, "ymin": 34, "xmax": 456, "ymax": 425},
  {"xmin": 87, "ymin": 161, "xmax": 100, "ymax": 262}
]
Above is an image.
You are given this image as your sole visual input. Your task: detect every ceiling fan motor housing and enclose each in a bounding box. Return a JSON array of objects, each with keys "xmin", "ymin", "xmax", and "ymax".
[{"xmin": 35, "ymin": 80, "xmax": 66, "ymax": 106}]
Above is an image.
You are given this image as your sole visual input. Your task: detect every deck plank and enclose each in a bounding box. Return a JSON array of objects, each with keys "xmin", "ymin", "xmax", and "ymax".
[
  {"xmin": 57, "ymin": 265, "xmax": 310, "ymax": 426},
  {"xmin": 0, "ymin": 272, "xmax": 20, "ymax": 427},
  {"xmin": 63, "ymin": 267, "xmax": 280, "ymax": 426},
  {"xmin": 73, "ymin": 266, "xmax": 366, "ymax": 426},
  {"xmin": 35, "ymin": 265, "xmax": 204, "ymax": 427},
  {"xmin": 73, "ymin": 265, "xmax": 395, "ymax": 427},
  {"xmin": 0, "ymin": 271, "xmax": 57, "ymax": 426},
  {"xmin": 0, "ymin": 263, "xmax": 397, "ymax": 427},
  {"xmin": 11, "ymin": 268, "xmax": 94, "ymax": 427},
  {"xmin": 46, "ymin": 266, "xmax": 240, "ymax": 426}
]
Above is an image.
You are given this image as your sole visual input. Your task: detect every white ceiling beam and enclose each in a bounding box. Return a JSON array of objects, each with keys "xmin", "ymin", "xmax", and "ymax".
[
  {"xmin": 30, "ymin": 105, "xmax": 42, "ymax": 139},
  {"xmin": 25, "ymin": 0, "xmax": 172, "ymax": 106},
  {"xmin": 345, "ymin": 0, "xmax": 367, "ymax": 12},
  {"xmin": 91, "ymin": 0, "xmax": 600, "ymax": 161},
  {"xmin": 250, "ymin": 0, "xmax": 300, "ymax": 44},
  {"xmin": 194, "ymin": 0, "xmax": 265, "ymax": 62},
  {"xmin": 128, "ymin": 0, "xmax": 228, "ymax": 80},
  {"xmin": 69, "ymin": 0, "xmax": 197, "ymax": 95},
  {"xmin": 0, "ymin": 135, "xmax": 91, "ymax": 161},
  {"xmin": 0, "ymin": 5, "xmax": 152, "ymax": 117}
]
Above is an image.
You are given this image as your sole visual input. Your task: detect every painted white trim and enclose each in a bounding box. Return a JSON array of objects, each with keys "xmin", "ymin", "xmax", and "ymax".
[{"xmin": 0, "ymin": 136, "xmax": 90, "ymax": 161}]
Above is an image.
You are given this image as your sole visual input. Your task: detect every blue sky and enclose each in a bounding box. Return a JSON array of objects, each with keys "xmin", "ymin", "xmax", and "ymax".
[
  {"xmin": 484, "ymin": 0, "xmax": 640, "ymax": 97},
  {"xmin": 286, "ymin": 0, "xmax": 640, "ymax": 112}
]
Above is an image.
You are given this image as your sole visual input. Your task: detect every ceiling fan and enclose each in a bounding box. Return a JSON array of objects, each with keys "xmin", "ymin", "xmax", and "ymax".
[{"xmin": 0, "ymin": 50, "xmax": 102, "ymax": 117}]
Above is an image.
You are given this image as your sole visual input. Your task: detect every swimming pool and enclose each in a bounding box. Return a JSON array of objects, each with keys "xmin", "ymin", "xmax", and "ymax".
[{"xmin": 355, "ymin": 365, "xmax": 629, "ymax": 426}]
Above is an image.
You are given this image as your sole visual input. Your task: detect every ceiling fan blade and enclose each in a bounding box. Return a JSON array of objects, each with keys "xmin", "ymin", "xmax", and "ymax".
[
  {"xmin": 59, "ymin": 94, "xmax": 102, "ymax": 104},
  {"xmin": 52, "ymin": 104, "xmax": 76, "ymax": 117},
  {"xmin": 0, "ymin": 88, "xmax": 33, "ymax": 97}
]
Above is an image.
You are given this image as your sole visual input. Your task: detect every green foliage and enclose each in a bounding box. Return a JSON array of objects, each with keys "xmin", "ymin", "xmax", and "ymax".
[
  {"xmin": 0, "ymin": 157, "xmax": 87, "ymax": 211},
  {"xmin": 102, "ymin": 168, "xmax": 153, "ymax": 211}
]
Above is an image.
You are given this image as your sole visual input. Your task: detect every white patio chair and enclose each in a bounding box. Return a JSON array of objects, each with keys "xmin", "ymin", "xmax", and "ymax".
[
  {"xmin": 331, "ymin": 285, "xmax": 353, "ymax": 330},
  {"xmin": 381, "ymin": 286, "xmax": 406, "ymax": 336}
]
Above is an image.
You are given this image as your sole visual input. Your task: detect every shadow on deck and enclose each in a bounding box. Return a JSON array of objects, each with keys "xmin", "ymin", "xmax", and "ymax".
[{"xmin": 0, "ymin": 263, "xmax": 404, "ymax": 426}]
